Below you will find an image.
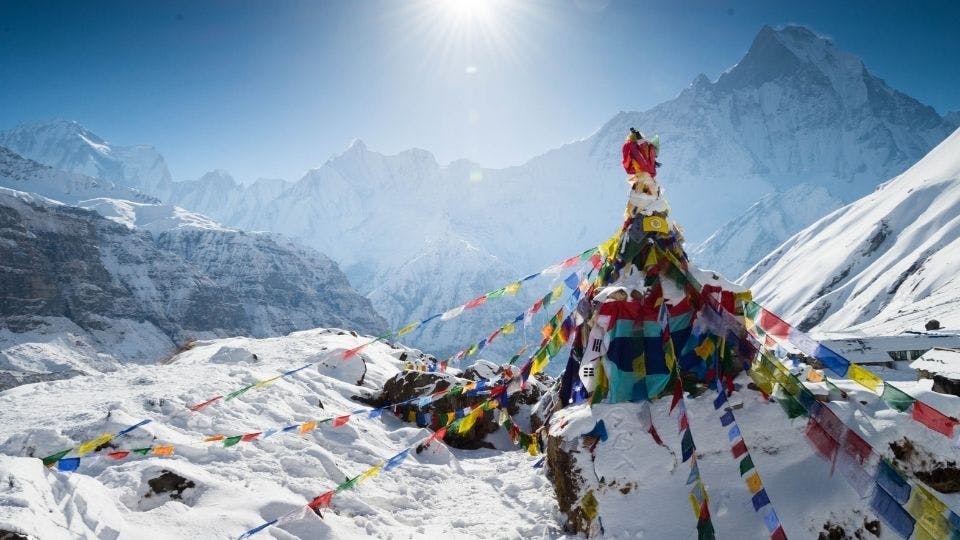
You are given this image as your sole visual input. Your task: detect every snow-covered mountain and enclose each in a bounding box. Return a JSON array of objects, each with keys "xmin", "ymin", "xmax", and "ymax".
[
  {"xmin": 691, "ymin": 184, "xmax": 844, "ymax": 278},
  {"xmin": 0, "ymin": 187, "xmax": 386, "ymax": 387},
  {"xmin": 0, "ymin": 145, "xmax": 157, "ymax": 205},
  {"xmin": 742, "ymin": 127, "xmax": 960, "ymax": 335},
  {"xmin": 0, "ymin": 120, "xmax": 174, "ymax": 199},
  {"xmin": 5, "ymin": 25, "xmax": 955, "ymax": 357}
]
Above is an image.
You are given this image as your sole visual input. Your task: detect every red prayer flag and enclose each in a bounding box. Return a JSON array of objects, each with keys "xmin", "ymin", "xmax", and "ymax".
[
  {"xmin": 464, "ymin": 295, "xmax": 487, "ymax": 309},
  {"xmin": 911, "ymin": 400, "xmax": 958, "ymax": 438},
  {"xmin": 759, "ymin": 308, "xmax": 791, "ymax": 340},
  {"xmin": 731, "ymin": 439, "xmax": 748, "ymax": 459},
  {"xmin": 189, "ymin": 395, "xmax": 222, "ymax": 412},
  {"xmin": 529, "ymin": 299, "xmax": 544, "ymax": 315},
  {"xmin": 308, "ymin": 490, "xmax": 334, "ymax": 509},
  {"xmin": 561, "ymin": 255, "xmax": 579, "ymax": 268},
  {"xmin": 804, "ymin": 418, "xmax": 839, "ymax": 463},
  {"xmin": 241, "ymin": 432, "xmax": 261, "ymax": 442},
  {"xmin": 699, "ymin": 499, "xmax": 710, "ymax": 521},
  {"xmin": 333, "ymin": 415, "xmax": 350, "ymax": 427},
  {"xmin": 342, "ymin": 345, "xmax": 363, "ymax": 359},
  {"xmin": 678, "ymin": 412, "xmax": 689, "ymax": 434},
  {"xmin": 842, "ymin": 430, "xmax": 871, "ymax": 464},
  {"xmin": 432, "ymin": 427, "xmax": 448, "ymax": 442},
  {"xmin": 771, "ymin": 526, "xmax": 787, "ymax": 540},
  {"xmin": 107, "ymin": 451, "xmax": 129, "ymax": 460},
  {"xmin": 670, "ymin": 378, "xmax": 683, "ymax": 413},
  {"xmin": 589, "ymin": 253, "xmax": 602, "ymax": 269},
  {"xmin": 648, "ymin": 426, "xmax": 664, "ymax": 445}
]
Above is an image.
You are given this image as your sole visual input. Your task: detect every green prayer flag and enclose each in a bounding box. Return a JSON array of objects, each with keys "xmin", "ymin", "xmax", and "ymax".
[
  {"xmin": 486, "ymin": 288, "xmax": 506, "ymax": 300},
  {"xmin": 697, "ymin": 516, "xmax": 716, "ymax": 540},
  {"xmin": 223, "ymin": 435, "xmax": 242, "ymax": 448},
  {"xmin": 739, "ymin": 455, "xmax": 755, "ymax": 476},
  {"xmin": 225, "ymin": 383, "xmax": 256, "ymax": 401},
  {"xmin": 744, "ymin": 301, "xmax": 760, "ymax": 321},
  {"xmin": 335, "ymin": 475, "xmax": 359, "ymax": 493},
  {"xmin": 880, "ymin": 383, "xmax": 915, "ymax": 412},
  {"xmin": 776, "ymin": 390, "xmax": 806, "ymax": 419},
  {"xmin": 132, "ymin": 447, "xmax": 152, "ymax": 455},
  {"xmin": 42, "ymin": 449, "xmax": 71, "ymax": 467},
  {"xmin": 580, "ymin": 490, "xmax": 599, "ymax": 519}
]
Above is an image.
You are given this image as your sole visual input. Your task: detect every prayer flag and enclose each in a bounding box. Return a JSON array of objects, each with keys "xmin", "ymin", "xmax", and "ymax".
[
  {"xmin": 728, "ymin": 425, "xmax": 741, "ymax": 442},
  {"xmin": 505, "ymin": 282, "xmax": 521, "ymax": 295},
  {"xmin": 580, "ymin": 490, "xmax": 599, "ymax": 519},
  {"xmin": 107, "ymin": 451, "xmax": 129, "ymax": 460},
  {"xmin": 153, "ymin": 445, "xmax": 175, "ymax": 455},
  {"xmin": 131, "ymin": 447, "xmax": 151, "ymax": 455},
  {"xmin": 847, "ymin": 364, "xmax": 882, "ymax": 393},
  {"xmin": 762, "ymin": 508, "xmax": 781, "ymax": 534},
  {"xmin": 441, "ymin": 306, "xmax": 465, "ymax": 320},
  {"xmin": 118, "ymin": 419, "xmax": 152, "ymax": 437},
  {"xmin": 57, "ymin": 458, "xmax": 81, "ymax": 472},
  {"xmin": 78, "ymin": 434, "xmax": 113, "ymax": 456},
  {"xmin": 720, "ymin": 411, "xmax": 735, "ymax": 427},
  {"xmin": 871, "ymin": 483, "xmax": 916, "ymax": 538},
  {"xmin": 464, "ymin": 295, "xmax": 487, "ymax": 309},
  {"xmin": 745, "ymin": 471, "xmax": 762, "ymax": 494},
  {"xmin": 300, "ymin": 421, "xmax": 317, "ymax": 434},
  {"xmin": 308, "ymin": 490, "xmax": 334, "ymax": 509},
  {"xmin": 333, "ymin": 415, "xmax": 350, "ymax": 427},
  {"xmin": 911, "ymin": 400, "xmax": 957, "ymax": 438},
  {"xmin": 681, "ymin": 429, "xmax": 695, "ymax": 462},
  {"xmin": 739, "ymin": 455, "xmax": 755, "ymax": 476},
  {"xmin": 240, "ymin": 433, "xmax": 260, "ymax": 443},
  {"xmin": 189, "ymin": 395, "xmax": 222, "ymax": 412},
  {"xmin": 751, "ymin": 489, "xmax": 771, "ymax": 511},
  {"xmin": 223, "ymin": 435, "xmax": 242, "ymax": 447},
  {"xmin": 383, "ymin": 449, "xmax": 410, "ymax": 472},
  {"xmin": 731, "ymin": 439, "xmax": 748, "ymax": 459},
  {"xmin": 396, "ymin": 322, "xmax": 419, "ymax": 337},
  {"xmin": 876, "ymin": 459, "xmax": 911, "ymax": 504},
  {"xmin": 204, "ymin": 435, "xmax": 225, "ymax": 442},
  {"xmin": 713, "ymin": 391, "xmax": 728, "ymax": 410},
  {"xmin": 880, "ymin": 384, "xmax": 915, "ymax": 412}
]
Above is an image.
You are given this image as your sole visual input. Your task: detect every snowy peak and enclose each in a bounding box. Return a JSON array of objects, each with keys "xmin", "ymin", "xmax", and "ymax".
[{"xmin": 0, "ymin": 120, "xmax": 173, "ymax": 199}]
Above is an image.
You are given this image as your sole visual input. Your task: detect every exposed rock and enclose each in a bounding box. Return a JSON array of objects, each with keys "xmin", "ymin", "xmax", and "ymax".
[{"xmin": 889, "ymin": 437, "xmax": 960, "ymax": 493}]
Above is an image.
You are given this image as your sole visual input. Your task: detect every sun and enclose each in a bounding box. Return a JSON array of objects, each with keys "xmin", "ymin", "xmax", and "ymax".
[{"xmin": 433, "ymin": 0, "xmax": 503, "ymax": 26}]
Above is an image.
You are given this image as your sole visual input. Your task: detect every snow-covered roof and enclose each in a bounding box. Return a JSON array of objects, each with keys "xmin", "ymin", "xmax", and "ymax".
[
  {"xmin": 816, "ymin": 333, "xmax": 960, "ymax": 364},
  {"xmin": 910, "ymin": 347, "xmax": 960, "ymax": 378}
]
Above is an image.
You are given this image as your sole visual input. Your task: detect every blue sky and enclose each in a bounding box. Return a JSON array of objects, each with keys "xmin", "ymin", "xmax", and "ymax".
[{"xmin": 1, "ymin": 0, "xmax": 958, "ymax": 182}]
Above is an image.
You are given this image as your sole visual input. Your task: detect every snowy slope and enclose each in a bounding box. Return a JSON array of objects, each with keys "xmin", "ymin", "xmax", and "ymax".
[
  {"xmin": 692, "ymin": 184, "xmax": 844, "ymax": 278},
  {"xmin": 742, "ymin": 127, "xmax": 960, "ymax": 334},
  {"xmin": 0, "ymin": 331, "xmax": 559, "ymax": 539}
]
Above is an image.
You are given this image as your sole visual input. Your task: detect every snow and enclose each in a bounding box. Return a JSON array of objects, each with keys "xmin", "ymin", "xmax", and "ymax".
[
  {"xmin": 743, "ymin": 127, "xmax": 960, "ymax": 335},
  {"xmin": 911, "ymin": 348, "xmax": 960, "ymax": 379},
  {"xmin": 0, "ymin": 330, "xmax": 560, "ymax": 539}
]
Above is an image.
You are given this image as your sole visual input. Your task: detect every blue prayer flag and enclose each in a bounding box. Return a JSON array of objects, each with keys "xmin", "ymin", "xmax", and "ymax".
[
  {"xmin": 282, "ymin": 424, "xmax": 299, "ymax": 432},
  {"xmin": 720, "ymin": 411, "xmax": 735, "ymax": 426},
  {"xmin": 532, "ymin": 457, "xmax": 546, "ymax": 469},
  {"xmin": 751, "ymin": 489, "xmax": 770, "ymax": 511},
  {"xmin": 564, "ymin": 273, "xmax": 580, "ymax": 289},
  {"xmin": 368, "ymin": 408, "xmax": 384, "ymax": 419},
  {"xmin": 118, "ymin": 419, "xmax": 152, "ymax": 437},
  {"xmin": 870, "ymin": 484, "xmax": 916, "ymax": 538},
  {"xmin": 728, "ymin": 425, "xmax": 741, "ymax": 442},
  {"xmin": 713, "ymin": 391, "xmax": 728, "ymax": 410},
  {"xmin": 582, "ymin": 420, "xmax": 608, "ymax": 442},
  {"xmin": 383, "ymin": 449, "xmax": 410, "ymax": 472},
  {"xmin": 762, "ymin": 508, "xmax": 781, "ymax": 533},
  {"xmin": 876, "ymin": 459, "xmax": 911, "ymax": 504},
  {"xmin": 57, "ymin": 458, "xmax": 81, "ymax": 472},
  {"xmin": 238, "ymin": 519, "xmax": 279, "ymax": 540},
  {"xmin": 686, "ymin": 462, "xmax": 700, "ymax": 485}
]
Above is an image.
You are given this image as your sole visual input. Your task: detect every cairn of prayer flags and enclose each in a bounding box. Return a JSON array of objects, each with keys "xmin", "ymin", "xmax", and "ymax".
[
  {"xmin": 342, "ymin": 246, "xmax": 601, "ymax": 359},
  {"xmin": 749, "ymin": 351, "xmax": 960, "ymax": 539},
  {"xmin": 743, "ymin": 301, "xmax": 959, "ymax": 441},
  {"xmin": 713, "ymin": 376, "xmax": 786, "ymax": 539}
]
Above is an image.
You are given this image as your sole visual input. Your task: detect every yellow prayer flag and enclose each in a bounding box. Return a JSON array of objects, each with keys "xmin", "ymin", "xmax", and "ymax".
[
  {"xmin": 580, "ymin": 490, "xmax": 599, "ymax": 519},
  {"xmin": 396, "ymin": 322, "xmax": 419, "ymax": 337},
  {"xmin": 688, "ymin": 493, "xmax": 700, "ymax": 518},
  {"xmin": 505, "ymin": 282, "xmax": 521, "ymax": 296},
  {"xmin": 255, "ymin": 375, "xmax": 281, "ymax": 388},
  {"xmin": 598, "ymin": 233, "xmax": 621, "ymax": 260},
  {"xmin": 530, "ymin": 349, "xmax": 549, "ymax": 375},
  {"xmin": 734, "ymin": 291, "xmax": 753, "ymax": 303},
  {"xmin": 694, "ymin": 338, "xmax": 715, "ymax": 360},
  {"xmin": 642, "ymin": 215, "xmax": 670, "ymax": 234},
  {"xmin": 848, "ymin": 364, "xmax": 882, "ymax": 393},
  {"xmin": 152, "ymin": 446, "xmax": 175, "ymax": 456},
  {"xmin": 502, "ymin": 322, "xmax": 516, "ymax": 335},
  {"xmin": 77, "ymin": 434, "xmax": 113, "ymax": 456},
  {"xmin": 359, "ymin": 463, "xmax": 383, "ymax": 482},
  {"xmin": 527, "ymin": 437, "xmax": 539, "ymax": 457},
  {"xmin": 644, "ymin": 247, "xmax": 658, "ymax": 270},
  {"xmin": 457, "ymin": 409, "xmax": 480, "ymax": 434},
  {"xmin": 466, "ymin": 344, "xmax": 478, "ymax": 356},
  {"xmin": 745, "ymin": 471, "xmax": 762, "ymax": 494},
  {"xmin": 300, "ymin": 420, "xmax": 317, "ymax": 434},
  {"xmin": 204, "ymin": 435, "xmax": 225, "ymax": 443},
  {"xmin": 552, "ymin": 283, "xmax": 564, "ymax": 298}
]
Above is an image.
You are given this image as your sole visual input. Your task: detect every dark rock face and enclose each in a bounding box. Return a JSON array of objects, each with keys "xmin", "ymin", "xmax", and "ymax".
[
  {"xmin": 546, "ymin": 433, "xmax": 588, "ymax": 534},
  {"xmin": 364, "ymin": 364, "xmax": 546, "ymax": 450},
  {"xmin": 889, "ymin": 437, "xmax": 960, "ymax": 494},
  {"xmin": 143, "ymin": 470, "xmax": 196, "ymax": 502},
  {"xmin": 0, "ymin": 190, "xmax": 387, "ymax": 372}
]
